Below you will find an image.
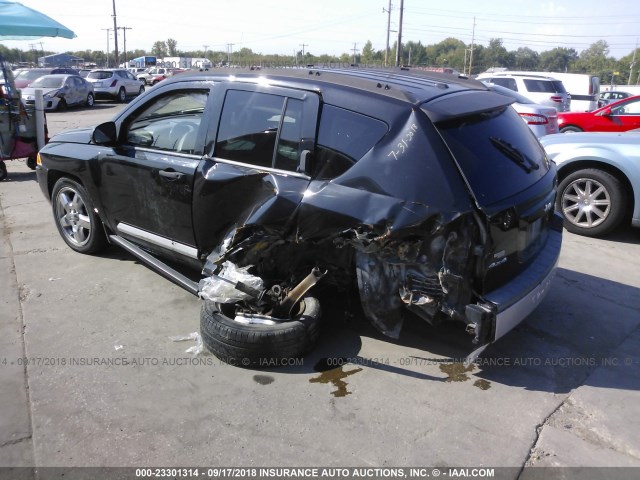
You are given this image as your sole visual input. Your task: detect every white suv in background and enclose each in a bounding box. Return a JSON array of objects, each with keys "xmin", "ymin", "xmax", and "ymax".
[
  {"xmin": 86, "ymin": 69, "xmax": 145, "ymax": 103},
  {"xmin": 476, "ymin": 72, "xmax": 571, "ymax": 112}
]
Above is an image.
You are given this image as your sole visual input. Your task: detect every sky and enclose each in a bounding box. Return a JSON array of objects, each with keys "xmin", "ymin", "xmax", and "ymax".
[{"xmin": 2, "ymin": 0, "xmax": 640, "ymax": 60}]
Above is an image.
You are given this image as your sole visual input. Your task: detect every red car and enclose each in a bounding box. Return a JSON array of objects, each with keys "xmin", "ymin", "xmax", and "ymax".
[{"xmin": 558, "ymin": 95, "xmax": 640, "ymax": 133}]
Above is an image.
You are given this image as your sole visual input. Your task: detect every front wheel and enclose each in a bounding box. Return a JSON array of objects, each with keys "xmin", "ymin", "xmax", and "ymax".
[
  {"xmin": 556, "ymin": 168, "xmax": 627, "ymax": 237},
  {"xmin": 560, "ymin": 125, "xmax": 583, "ymax": 133},
  {"xmin": 200, "ymin": 296, "xmax": 321, "ymax": 367},
  {"xmin": 51, "ymin": 178, "xmax": 108, "ymax": 254}
]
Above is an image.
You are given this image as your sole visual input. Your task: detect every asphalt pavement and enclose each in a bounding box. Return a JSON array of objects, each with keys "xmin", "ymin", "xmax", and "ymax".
[{"xmin": 1, "ymin": 102, "xmax": 639, "ymax": 478}]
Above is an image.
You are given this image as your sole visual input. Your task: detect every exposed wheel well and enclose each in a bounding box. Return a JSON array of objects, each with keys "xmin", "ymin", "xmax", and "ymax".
[
  {"xmin": 47, "ymin": 170, "xmax": 83, "ymax": 199},
  {"xmin": 557, "ymin": 160, "xmax": 635, "ymax": 222}
]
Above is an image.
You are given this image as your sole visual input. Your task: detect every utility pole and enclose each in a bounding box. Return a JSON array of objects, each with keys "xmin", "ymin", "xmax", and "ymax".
[
  {"xmin": 468, "ymin": 16, "xmax": 476, "ymax": 76},
  {"xmin": 226, "ymin": 44, "xmax": 234, "ymax": 66},
  {"xmin": 112, "ymin": 0, "xmax": 119, "ymax": 67},
  {"xmin": 351, "ymin": 43, "xmax": 359, "ymax": 65},
  {"xmin": 299, "ymin": 43, "xmax": 308, "ymax": 57},
  {"xmin": 102, "ymin": 28, "xmax": 111, "ymax": 67},
  {"xmin": 118, "ymin": 26, "xmax": 132, "ymax": 65},
  {"xmin": 395, "ymin": 0, "xmax": 404, "ymax": 67},
  {"xmin": 629, "ymin": 40, "xmax": 637, "ymax": 85},
  {"xmin": 203, "ymin": 44, "xmax": 209, "ymax": 61},
  {"xmin": 383, "ymin": 0, "xmax": 392, "ymax": 67}
]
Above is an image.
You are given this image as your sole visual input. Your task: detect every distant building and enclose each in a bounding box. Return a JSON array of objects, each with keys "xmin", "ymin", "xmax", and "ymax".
[{"xmin": 38, "ymin": 53, "xmax": 84, "ymax": 68}]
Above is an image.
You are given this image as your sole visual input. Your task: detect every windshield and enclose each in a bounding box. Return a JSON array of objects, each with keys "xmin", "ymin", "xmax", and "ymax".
[
  {"xmin": 434, "ymin": 106, "xmax": 549, "ymax": 206},
  {"xmin": 30, "ymin": 76, "xmax": 65, "ymax": 88},
  {"xmin": 15, "ymin": 70, "xmax": 48, "ymax": 81},
  {"xmin": 87, "ymin": 71, "xmax": 113, "ymax": 80}
]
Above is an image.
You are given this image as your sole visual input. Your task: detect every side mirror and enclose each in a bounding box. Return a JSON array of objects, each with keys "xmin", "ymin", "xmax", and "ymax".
[
  {"xmin": 298, "ymin": 149, "xmax": 313, "ymax": 175},
  {"xmin": 92, "ymin": 121, "xmax": 117, "ymax": 145},
  {"xmin": 597, "ymin": 106, "xmax": 612, "ymax": 117}
]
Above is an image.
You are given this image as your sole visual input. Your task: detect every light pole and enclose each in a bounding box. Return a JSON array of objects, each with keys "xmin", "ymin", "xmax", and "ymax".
[{"xmin": 102, "ymin": 28, "xmax": 111, "ymax": 67}]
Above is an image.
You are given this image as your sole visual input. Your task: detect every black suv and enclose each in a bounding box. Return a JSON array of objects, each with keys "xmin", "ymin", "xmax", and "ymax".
[{"xmin": 35, "ymin": 68, "xmax": 562, "ymax": 364}]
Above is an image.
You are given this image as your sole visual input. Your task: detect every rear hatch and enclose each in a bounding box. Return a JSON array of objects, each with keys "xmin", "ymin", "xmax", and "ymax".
[{"xmin": 422, "ymin": 90, "xmax": 557, "ymax": 294}]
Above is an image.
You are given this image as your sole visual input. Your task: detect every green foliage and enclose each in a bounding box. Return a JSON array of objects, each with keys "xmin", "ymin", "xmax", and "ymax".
[
  {"xmin": 166, "ymin": 38, "xmax": 178, "ymax": 56},
  {"xmin": 4, "ymin": 36, "xmax": 640, "ymax": 83}
]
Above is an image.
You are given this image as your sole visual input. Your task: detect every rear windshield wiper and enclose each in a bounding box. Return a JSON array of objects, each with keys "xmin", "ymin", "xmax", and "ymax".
[{"xmin": 489, "ymin": 137, "xmax": 539, "ymax": 173}]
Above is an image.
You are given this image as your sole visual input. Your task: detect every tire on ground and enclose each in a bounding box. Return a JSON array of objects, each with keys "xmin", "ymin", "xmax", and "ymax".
[
  {"xmin": 556, "ymin": 168, "xmax": 627, "ymax": 237},
  {"xmin": 200, "ymin": 296, "xmax": 321, "ymax": 366}
]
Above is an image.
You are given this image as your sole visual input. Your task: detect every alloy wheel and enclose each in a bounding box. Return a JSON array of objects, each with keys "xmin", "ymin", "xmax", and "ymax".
[
  {"xmin": 54, "ymin": 186, "xmax": 92, "ymax": 247},
  {"xmin": 561, "ymin": 177, "xmax": 611, "ymax": 228}
]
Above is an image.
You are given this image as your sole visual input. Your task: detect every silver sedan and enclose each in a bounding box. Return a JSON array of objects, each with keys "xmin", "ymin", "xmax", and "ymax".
[
  {"xmin": 20, "ymin": 74, "xmax": 95, "ymax": 111},
  {"xmin": 541, "ymin": 131, "xmax": 640, "ymax": 236}
]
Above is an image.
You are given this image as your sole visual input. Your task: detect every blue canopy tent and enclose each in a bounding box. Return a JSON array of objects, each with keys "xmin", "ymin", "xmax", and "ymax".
[{"xmin": 0, "ymin": 0, "xmax": 75, "ymax": 39}]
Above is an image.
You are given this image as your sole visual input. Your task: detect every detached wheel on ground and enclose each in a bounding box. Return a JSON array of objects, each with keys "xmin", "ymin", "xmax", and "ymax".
[
  {"xmin": 200, "ymin": 296, "xmax": 322, "ymax": 366},
  {"xmin": 51, "ymin": 178, "xmax": 108, "ymax": 254},
  {"xmin": 556, "ymin": 168, "xmax": 627, "ymax": 236}
]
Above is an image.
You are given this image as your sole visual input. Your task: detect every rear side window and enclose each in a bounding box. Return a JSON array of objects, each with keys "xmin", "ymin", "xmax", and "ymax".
[
  {"xmin": 523, "ymin": 79, "xmax": 565, "ymax": 93},
  {"xmin": 215, "ymin": 90, "xmax": 306, "ymax": 172},
  {"xmin": 490, "ymin": 77, "xmax": 518, "ymax": 91},
  {"xmin": 314, "ymin": 105, "xmax": 387, "ymax": 179}
]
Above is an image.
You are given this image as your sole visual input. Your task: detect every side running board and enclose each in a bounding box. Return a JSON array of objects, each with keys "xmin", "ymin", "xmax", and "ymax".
[{"xmin": 108, "ymin": 235, "xmax": 199, "ymax": 296}]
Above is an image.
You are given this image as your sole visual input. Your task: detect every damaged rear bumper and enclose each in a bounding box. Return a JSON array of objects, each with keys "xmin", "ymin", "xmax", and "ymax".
[{"xmin": 468, "ymin": 213, "xmax": 563, "ymax": 347}]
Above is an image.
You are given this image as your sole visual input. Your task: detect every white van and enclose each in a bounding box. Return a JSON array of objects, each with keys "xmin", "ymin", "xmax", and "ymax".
[{"xmin": 484, "ymin": 71, "xmax": 599, "ymax": 112}]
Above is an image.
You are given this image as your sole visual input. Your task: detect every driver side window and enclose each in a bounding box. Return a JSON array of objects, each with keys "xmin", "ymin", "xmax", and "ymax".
[
  {"xmin": 124, "ymin": 90, "xmax": 208, "ymax": 153},
  {"xmin": 612, "ymin": 98, "xmax": 640, "ymax": 115}
]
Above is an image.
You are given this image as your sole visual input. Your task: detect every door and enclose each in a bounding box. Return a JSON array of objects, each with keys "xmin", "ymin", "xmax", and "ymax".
[
  {"xmin": 193, "ymin": 85, "xmax": 319, "ymax": 254},
  {"xmin": 96, "ymin": 88, "xmax": 211, "ymax": 254}
]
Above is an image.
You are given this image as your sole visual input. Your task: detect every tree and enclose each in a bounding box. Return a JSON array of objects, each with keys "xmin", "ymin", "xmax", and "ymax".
[
  {"xmin": 361, "ymin": 40, "xmax": 375, "ymax": 65},
  {"xmin": 151, "ymin": 41, "xmax": 168, "ymax": 58},
  {"xmin": 538, "ymin": 47, "xmax": 578, "ymax": 72},
  {"xmin": 514, "ymin": 47, "xmax": 539, "ymax": 71},
  {"xmin": 484, "ymin": 38, "xmax": 513, "ymax": 69},
  {"xmin": 166, "ymin": 38, "xmax": 178, "ymax": 57}
]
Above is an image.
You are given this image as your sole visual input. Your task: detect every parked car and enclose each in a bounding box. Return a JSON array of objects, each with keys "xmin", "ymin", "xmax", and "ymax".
[
  {"xmin": 137, "ymin": 67, "xmax": 170, "ymax": 85},
  {"xmin": 14, "ymin": 67, "xmax": 80, "ymax": 89},
  {"xmin": 149, "ymin": 68, "xmax": 187, "ymax": 86},
  {"xmin": 34, "ymin": 68, "xmax": 562, "ymax": 365},
  {"xmin": 482, "ymin": 82, "xmax": 558, "ymax": 138},
  {"xmin": 557, "ymin": 95, "xmax": 640, "ymax": 133},
  {"xmin": 541, "ymin": 130, "xmax": 640, "ymax": 237},
  {"xmin": 20, "ymin": 74, "xmax": 94, "ymax": 110},
  {"xmin": 598, "ymin": 90, "xmax": 632, "ymax": 107},
  {"xmin": 85, "ymin": 68, "xmax": 145, "ymax": 102},
  {"xmin": 476, "ymin": 72, "xmax": 571, "ymax": 112}
]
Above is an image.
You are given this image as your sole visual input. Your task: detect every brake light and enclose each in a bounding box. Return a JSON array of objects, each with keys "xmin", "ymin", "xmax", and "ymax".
[
  {"xmin": 519, "ymin": 113, "xmax": 548, "ymax": 125},
  {"xmin": 550, "ymin": 96, "xmax": 563, "ymax": 103},
  {"xmin": 110, "ymin": 80, "xmax": 118, "ymax": 87}
]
